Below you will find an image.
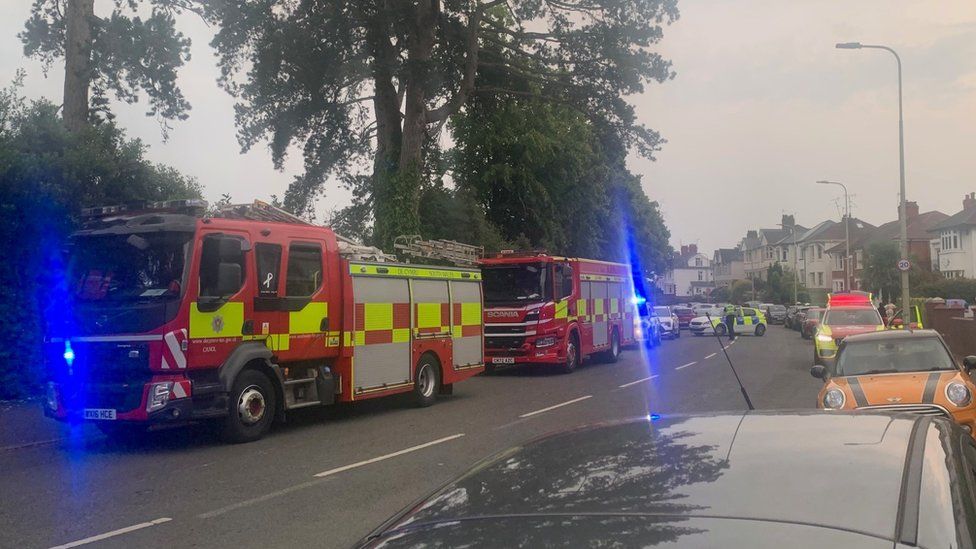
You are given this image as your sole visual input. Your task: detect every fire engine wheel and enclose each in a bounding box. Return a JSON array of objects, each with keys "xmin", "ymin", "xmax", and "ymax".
[
  {"xmin": 561, "ymin": 333, "xmax": 580, "ymax": 374},
  {"xmin": 755, "ymin": 324, "xmax": 766, "ymax": 337},
  {"xmin": 605, "ymin": 330, "xmax": 621, "ymax": 363},
  {"xmin": 413, "ymin": 354, "xmax": 441, "ymax": 407},
  {"xmin": 222, "ymin": 369, "xmax": 276, "ymax": 443}
]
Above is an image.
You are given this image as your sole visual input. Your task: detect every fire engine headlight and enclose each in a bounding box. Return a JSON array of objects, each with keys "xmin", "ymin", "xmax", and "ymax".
[
  {"xmin": 823, "ymin": 388, "xmax": 846, "ymax": 410},
  {"xmin": 46, "ymin": 382, "xmax": 59, "ymax": 411},
  {"xmin": 146, "ymin": 382, "xmax": 173, "ymax": 413},
  {"xmin": 535, "ymin": 336, "xmax": 557, "ymax": 348},
  {"xmin": 816, "ymin": 334, "xmax": 833, "ymax": 344},
  {"xmin": 946, "ymin": 382, "xmax": 972, "ymax": 407}
]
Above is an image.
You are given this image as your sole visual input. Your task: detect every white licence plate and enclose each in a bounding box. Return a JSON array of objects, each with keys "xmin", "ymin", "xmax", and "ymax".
[
  {"xmin": 492, "ymin": 357, "xmax": 515, "ymax": 364},
  {"xmin": 83, "ymin": 408, "xmax": 117, "ymax": 420}
]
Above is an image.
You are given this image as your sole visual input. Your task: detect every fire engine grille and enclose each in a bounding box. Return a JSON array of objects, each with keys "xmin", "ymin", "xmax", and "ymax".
[
  {"xmin": 485, "ymin": 336, "xmax": 526, "ymax": 351},
  {"xmin": 855, "ymin": 404, "xmax": 951, "ymax": 419},
  {"xmin": 49, "ymin": 341, "xmax": 152, "ymax": 412},
  {"xmin": 485, "ymin": 325, "xmax": 532, "ymax": 336}
]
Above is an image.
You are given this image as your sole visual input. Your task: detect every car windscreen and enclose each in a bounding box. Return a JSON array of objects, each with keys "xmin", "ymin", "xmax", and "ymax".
[
  {"xmin": 673, "ymin": 307, "xmax": 692, "ymax": 314},
  {"xmin": 770, "ymin": 305, "xmax": 786, "ymax": 312},
  {"xmin": 482, "ymin": 264, "xmax": 550, "ymax": 305},
  {"xmin": 69, "ymin": 232, "xmax": 193, "ymax": 303},
  {"xmin": 825, "ymin": 308, "xmax": 883, "ymax": 326},
  {"xmin": 653, "ymin": 307, "xmax": 670, "ymax": 316},
  {"xmin": 837, "ymin": 338, "xmax": 956, "ymax": 376}
]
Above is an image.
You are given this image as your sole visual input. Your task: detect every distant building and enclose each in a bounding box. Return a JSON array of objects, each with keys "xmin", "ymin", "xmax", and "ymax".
[
  {"xmin": 742, "ymin": 215, "xmax": 806, "ymax": 281},
  {"xmin": 829, "ymin": 201, "xmax": 948, "ymax": 292},
  {"xmin": 656, "ymin": 244, "xmax": 714, "ymax": 299},
  {"xmin": 712, "ymin": 248, "xmax": 744, "ymax": 288},
  {"xmin": 931, "ymin": 194, "xmax": 976, "ymax": 278}
]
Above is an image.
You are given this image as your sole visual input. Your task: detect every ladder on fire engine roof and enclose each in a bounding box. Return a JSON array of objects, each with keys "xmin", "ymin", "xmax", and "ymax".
[
  {"xmin": 393, "ymin": 235, "xmax": 484, "ymax": 267},
  {"xmin": 215, "ymin": 200, "xmax": 397, "ymax": 262}
]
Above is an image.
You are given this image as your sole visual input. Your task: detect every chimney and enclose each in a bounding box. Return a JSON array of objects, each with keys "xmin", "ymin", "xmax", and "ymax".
[
  {"xmin": 688, "ymin": 244, "xmax": 698, "ymax": 254},
  {"xmin": 965, "ymin": 193, "xmax": 976, "ymax": 211},
  {"xmin": 904, "ymin": 201, "xmax": 919, "ymax": 219},
  {"xmin": 680, "ymin": 245, "xmax": 689, "ymax": 256},
  {"xmin": 781, "ymin": 214, "xmax": 795, "ymax": 228},
  {"xmin": 747, "ymin": 230, "xmax": 758, "ymax": 239}
]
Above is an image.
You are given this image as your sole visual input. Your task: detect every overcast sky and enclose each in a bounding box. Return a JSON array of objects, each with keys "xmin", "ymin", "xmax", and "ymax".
[{"xmin": 4, "ymin": 1, "xmax": 975, "ymax": 255}]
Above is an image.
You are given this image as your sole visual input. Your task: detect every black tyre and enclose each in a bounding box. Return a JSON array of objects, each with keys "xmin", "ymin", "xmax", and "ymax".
[
  {"xmin": 715, "ymin": 324, "xmax": 727, "ymax": 336},
  {"xmin": 675, "ymin": 329, "xmax": 681, "ymax": 339},
  {"xmin": 222, "ymin": 369, "xmax": 277, "ymax": 443},
  {"xmin": 561, "ymin": 332, "xmax": 581, "ymax": 374},
  {"xmin": 413, "ymin": 354, "xmax": 441, "ymax": 407},
  {"xmin": 755, "ymin": 324, "xmax": 766, "ymax": 337},
  {"xmin": 484, "ymin": 363, "xmax": 496, "ymax": 375},
  {"xmin": 605, "ymin": 329, "xmax": 621, "ymax": 363}
]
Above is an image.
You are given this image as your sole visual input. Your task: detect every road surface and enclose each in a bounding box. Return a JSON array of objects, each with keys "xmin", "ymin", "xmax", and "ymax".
[{"xmin": 0, "ymin": 324, "xmax": 820, "ymax": 548}]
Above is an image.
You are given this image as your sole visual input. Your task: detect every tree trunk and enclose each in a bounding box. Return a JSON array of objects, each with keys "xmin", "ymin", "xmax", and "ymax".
[
  {"xmin": 63, "ymin": 0, "xmax": 95, "ymax": 132},
  {"xmin": 370, "ymin": 1, "xmax": 439, "ymax": 249}
]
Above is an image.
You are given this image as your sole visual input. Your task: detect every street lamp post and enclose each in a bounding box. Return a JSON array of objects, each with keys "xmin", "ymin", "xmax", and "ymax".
[
  {"xmin": 816, "ymin": 180, "xmax": 851, "ymax": 292},
  {"xmin": 836, "ymin": 42, "xmax": 910, "ymax": 317}
]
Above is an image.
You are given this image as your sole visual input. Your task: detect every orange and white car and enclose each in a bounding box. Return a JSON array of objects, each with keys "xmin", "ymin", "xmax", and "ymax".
[{"xmin": 812, "ymin": 329, "xmax": 976, "ymax": 435}]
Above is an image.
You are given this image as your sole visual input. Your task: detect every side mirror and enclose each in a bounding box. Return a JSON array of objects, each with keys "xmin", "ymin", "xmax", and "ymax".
[
  {"xmin": 216, "ymin": 262, "xmax": 242, "ymax": 296},
  {"xmin": 810, "ymin": 364, "xmax": 827, "ymax": 380},
  {"xmin": 964, "ymin": 356, "xmax": 976, "ymax": 373}
]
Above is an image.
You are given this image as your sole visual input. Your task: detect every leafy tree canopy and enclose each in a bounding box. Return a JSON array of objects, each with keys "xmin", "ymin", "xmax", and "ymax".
[
  {"xmin": 21, "ymin": 0, "xmax": 196, "ymax": 130},
  {"xmin": 205, "ymin": 0, "xmax": 678, "ymax": 247}
]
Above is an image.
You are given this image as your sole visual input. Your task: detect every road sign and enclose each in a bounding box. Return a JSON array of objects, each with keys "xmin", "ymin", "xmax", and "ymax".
[{"xmin": 897, "ymin": 259, "xmax": 911, "ymax": 272}]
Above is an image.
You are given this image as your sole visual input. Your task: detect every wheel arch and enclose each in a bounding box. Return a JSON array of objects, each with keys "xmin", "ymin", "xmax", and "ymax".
[{"xmin": 219, "ymin": 342, "xmax": 284, "ymax": 419}]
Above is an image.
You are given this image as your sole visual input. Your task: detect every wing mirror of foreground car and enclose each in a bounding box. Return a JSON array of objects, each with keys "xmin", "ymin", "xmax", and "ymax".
[
  {"xmin": 964, "ymin": 356, "xmax": 976, "ymax": 374},
  {"xmin": 810, "ymin": 364, "xmax": 827, "ymax": 379}
]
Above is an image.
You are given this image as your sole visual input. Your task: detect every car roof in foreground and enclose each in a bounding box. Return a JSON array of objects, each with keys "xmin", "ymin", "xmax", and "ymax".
[{"xmin": 362, "ymin": 411, "xmax": 958, "ymax": 548}]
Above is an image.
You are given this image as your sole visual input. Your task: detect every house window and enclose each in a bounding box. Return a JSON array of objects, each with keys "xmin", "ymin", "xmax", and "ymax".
[
  {"xmin": 816, "ymin": 245, "xmax": 823, "ymax": 259},
  {"xmin": 695, "ymin": 257, "xmax": 702, "ymax": 267},
  {"xmin": 809, "ymin": 273, "xmax": 816, "ymax": 285},
  {"xmin": 943, "ymin": 230, "xmax": 961, "ymax": 251},
  {"xmin": 698, "ymin": 270, "xmax": 703, "ymax": 281},
  {"xmin": 817, "ymin": 272, "xmax": 824, "ymax": 286}
]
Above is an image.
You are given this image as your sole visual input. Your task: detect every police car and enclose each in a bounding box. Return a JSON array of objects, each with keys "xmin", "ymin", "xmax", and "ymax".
[{"xmin": 708, "ymin": 306, "xmax": 767, "ymax": 337}]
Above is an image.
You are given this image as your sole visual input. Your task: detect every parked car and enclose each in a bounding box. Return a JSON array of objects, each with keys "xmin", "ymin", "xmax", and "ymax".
[
  {"xmin": 653, "ymin": 306, "xmax": 680, "ymax": 339},
  {"xmin": 636, "ymin": 303, "xmax": 662, "ymax": 347},
  {"xmin": 786, "ymin": 305, "xmax": 811, "ymax": 330},
  {"xmin": 359, "ymin": 412, "xmax": 976, "ymax": 548},
  {"xmin": 765, "ymin": 303, "xmax": 787, "ymax": 324},
  {"xmin": 688, "ymin": 306, "xmax": 724, "ymax": 336},
  {"xmin": 801, "ymin": 307, "xmax": 825, "ymax": 339},
  {"xmin": 793, "ymin": 308, "xmax": 809, "ymax": 332},
  {"xmin": 673, "ymin": 306, "xmax": 695, "ymax": 330}
]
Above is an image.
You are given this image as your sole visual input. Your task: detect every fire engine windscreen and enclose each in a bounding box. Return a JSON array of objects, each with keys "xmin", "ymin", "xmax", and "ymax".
[
  {"xmin": 482, "ymin": 264, "xmax": 551, "ymax": 305},
  {"xmin": 70, "ymin": 232, "xmax": 192, "ymax": 302}
]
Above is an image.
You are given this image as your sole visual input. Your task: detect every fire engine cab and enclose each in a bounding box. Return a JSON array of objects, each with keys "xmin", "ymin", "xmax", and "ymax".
[
  {"xmin": 480, "ymin": 252, "xmax": 638, "ymax": 373},
  {"xmin": 45, "ymin": 200, "xmax": 484, "ymax": 442}
]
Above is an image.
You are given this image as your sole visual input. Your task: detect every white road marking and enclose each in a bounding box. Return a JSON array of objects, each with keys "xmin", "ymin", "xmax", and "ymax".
[
  {"xmin": 313, "ymin": 433, "xmax": 465, "ymax": 478},
  {"xmin": 519, "ymin": 395, "xmax": 592, "ymax": 418},
  {"xmin": 675, "ymin": 361, "xmax": 697, "ymax": 370},
  {"xmin": 704, "ymin": 353, "xmax": 717, "ymax": 359},
  {"xmin": 49, "ymin": 518, "xmax": 172, "ymax": 549},
  {"xmin": 618, "ymin": 375, "xmax": 658, "ymax": 388}
]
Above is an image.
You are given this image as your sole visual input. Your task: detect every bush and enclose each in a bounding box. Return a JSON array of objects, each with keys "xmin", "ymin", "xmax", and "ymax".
[
  {"xmin": 916, "ymin": 278, "xmax": 976, "ymax": 302},
  {"xmin": 0, "ymin": 86, "xmax": 200, "ymax": 399}
]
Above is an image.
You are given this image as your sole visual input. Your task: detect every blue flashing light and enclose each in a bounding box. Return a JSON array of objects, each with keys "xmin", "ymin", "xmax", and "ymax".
[
  {"xmin": 631, "ymin": 296, "xmax": 646, "ymax": 306},
  {"xmin": 648, "ymin": 413, "xmax": 661, "ymax": 421},
  {"xmin": 63, "ymin": 340, "xmax": 75, "ymax": 366}
]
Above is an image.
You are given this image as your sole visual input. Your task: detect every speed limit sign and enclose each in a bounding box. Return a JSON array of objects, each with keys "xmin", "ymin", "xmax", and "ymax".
[{"xmin": 897, "ymin": 259, "xmax": 911, "ymax": 272}]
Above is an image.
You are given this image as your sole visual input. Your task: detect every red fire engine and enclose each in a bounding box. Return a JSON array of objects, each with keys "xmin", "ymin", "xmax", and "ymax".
[
  {"xmin": 45, "ymin": 200, "xmax": 484, "ymax": 442},
  {"xmin": 480, "ymin": 252, "xmax": 638, "ymax": 373}
]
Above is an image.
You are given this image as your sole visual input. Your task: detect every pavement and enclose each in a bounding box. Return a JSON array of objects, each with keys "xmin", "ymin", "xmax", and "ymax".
[{"xmin": 0, "ymin": 324, "xmax": 821, "ymax": 549}]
